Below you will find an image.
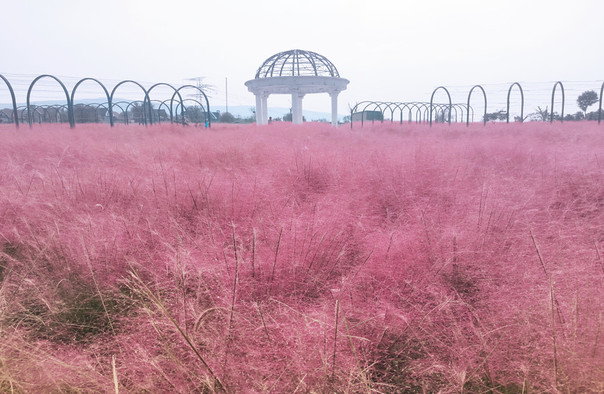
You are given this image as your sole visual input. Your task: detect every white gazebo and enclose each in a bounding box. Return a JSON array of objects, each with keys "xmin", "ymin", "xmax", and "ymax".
[{"xmin": 245, "ymin": 49, "xmax": 349, "ymax": 126}]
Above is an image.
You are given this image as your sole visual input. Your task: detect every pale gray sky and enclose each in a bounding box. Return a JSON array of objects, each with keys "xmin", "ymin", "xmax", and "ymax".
[{"xmin": 1, "ymin": 0, "xmax": 603, "ymax": 117}]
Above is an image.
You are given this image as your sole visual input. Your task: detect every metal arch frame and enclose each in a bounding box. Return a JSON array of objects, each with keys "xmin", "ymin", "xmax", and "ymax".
[
  {"xmin": 506, "ymin": 82, "xmax": 524, "ymax": 123},
  {"xmin": 73, "ymin": 103, "xmax": 105, "ymax": 123},
  {"xmin": 41, "ymin": 105, "xmax": 61, "ymax": 123},
  {"xmin": 349, "ymin": 101, "xmax": 376, "ymax": 128},
  {"xmin": 0, "ymin": 111, "xmax": 11, "ymax": 123},
  {"xmin": 70, "ymin": 77, "xmax": 111, "ymax": 126},
  {"xmin": 16, "ymin": 106, "xmax": 27, "ymax": 123},
  {"xmin": 172, "ymin": 84, "xmax": 211, "ymax": 127},
  {"xmin": 124, "ymin": 100, "xmax": 148, "ymax": 125},
  {"xmin": 550, "ymin": 81, "xmax": 565, "ymax": 123},
  {"xmin": 350, "ymin": 100, "xmax": 470, "ymax": 128},
  {"xmin": 396, "ymin": 102, "xmax": 413, "ymax": 123},
  {"xmin": 30, "ymin": 105, "xmax": 43, "ymax": 124},
  {"xmin": 432, "ymin": 103, "xmax": 450, "ymax": 124},
  {"xmin": 109, "ymin": 80, "xmax": 151, "ymax": 126},
  {"xmin": 174, "ymin": 98, "xmax": 210, "ymax": 124},
  {"xmin": 0, "ymin": 74, "xmax": 19, "ymax": 127},
  {"xmin": 26, "ymin": 74, "xmax": 74, "ymax": 128},
  {"xmin": 149, "ymin": 100, "xmax": 172, "ymax": 123},
  {"xmin": 467, "ymin": 85, "xmax": 487, "ymax": 126},
  {"xmin": 147, "ymin": 82, "xmax": 185, "ymax": 124},
  {"xmin": 110, "ymin": 101, "xmax": 128, "ymax": 124},
  {"xmin": 599, "ymin": 81, "xmax": 604, "ymax": 124},
  {"xmin": 93, "ymin": 102, "xmax": 109, "ymax": 122},
  {"xmin": 429, "ymin": 86, "xmax": 452, "ymax": 126},
  {"xmin": 361, "ymin": 101, "xmax": 385, "ymax": 126}
]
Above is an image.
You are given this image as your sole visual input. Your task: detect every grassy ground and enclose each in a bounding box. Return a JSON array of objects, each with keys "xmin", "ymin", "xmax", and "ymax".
[{"xmin": 1, "ymin": 121, "xmax": 603, "ymax": 393}]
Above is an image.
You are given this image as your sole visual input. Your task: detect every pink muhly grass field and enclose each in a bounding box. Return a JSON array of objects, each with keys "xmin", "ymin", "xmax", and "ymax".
[{"xmin": 0, "ymin": 121, "xmax": 603, "ymax": 392}]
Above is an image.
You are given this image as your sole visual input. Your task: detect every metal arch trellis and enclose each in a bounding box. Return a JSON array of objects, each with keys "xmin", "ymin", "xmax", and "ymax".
[
  {"xmin": 467, "ymin": 85, "xmax": 487, "ymax": 126},
  {"xmin": 172, "ymin": 98, "xmax": 208, "ymax": 125},
  {"xmin": 349, "ymin": 100, "xmax": 468, "ymax": 128},
  {"xmin": 430, "ymin": 86, "xmax": 452, "ymax": 126},
  {"xmin": 147, "ymin": 82, "xmax": 186, "ymax": 125},
  {"xmin": 0, "ymin": 74, "xmax": 212, "ymax": 129},
  {"xmin": 70, "ymin": 78, "xmax": 111, "ymax": 125},
  {"xmin": 0, "ymin": 74, "xmax": 19, "ymax": 128},
  {"xmin": 172, "ymin": 84, "xmax": 212, "ymax": 127},
  {"xmin": 109, "ymin": 80, "xmax": 152, "ymax": 126},
  {"xmin": 110, "ymin": 101, "xmax": 129, "ymax": 124},
  {"xmin": 27, "ymin": 74, "xmax": 75, "ymax": 128},
  {"xmin": 149, "ymin": 100, "xmax": 172, "ymax": 123},
  {"xmin": 506, "ymin": 82, "xmax": 524, "ymax": 123},
  {"xmin": 550, "ymin": 81, "xmax": 565, "ymax": 123},
  {"xmin": 124, "ymin": 101, "xmax": 149, "ymax": 125}
]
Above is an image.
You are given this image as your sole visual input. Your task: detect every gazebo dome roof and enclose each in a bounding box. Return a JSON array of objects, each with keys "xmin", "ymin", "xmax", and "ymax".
[{"xmin": 255, "ymin": 49, "xmax": 341, "ymax": 79}]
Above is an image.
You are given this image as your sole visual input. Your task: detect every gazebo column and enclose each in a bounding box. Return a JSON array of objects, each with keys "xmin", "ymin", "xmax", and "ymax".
[
  {"xmin": 292, "ymin": 90, "xmax": 304, "ymax": 124},
  {"xmin": 261, "ymin": 92, "xmax": 269, "ymax": 125},
  {"xmin": 329, "ymin": 91, "xmax": 339, "ymax": 126},
  {"xmin": 255, "ymin": 93, "xmax": 264, "ymax": 125}
]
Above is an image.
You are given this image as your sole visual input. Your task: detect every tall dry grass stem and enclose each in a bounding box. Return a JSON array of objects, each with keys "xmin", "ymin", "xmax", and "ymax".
[
  {"xmin": 112, "ymin": 355, "xmax": 119, "ymax": 394},
  {"xmin": 549, "ymin": 277, "xmax": 559, "ymax": 390},
  {"xmin": 270, "ymin": 228, "xmax": 283, "ymax": 282},
  {"xmin": 331, "ymin": 299, "xmax": 340, "ymax": 382},
  {"xmin": 530, "ymin": 230, "xmax": 565, "ymax": 326},
  {"xmin": 255, "ymin": 302, "xmax": 271, "ymax": 342},
  {"xmin": 251, "ymin": 229, "xmax": 256, "ymax": 278},
  {"xmin": 222, "ymin": 224, "xmax": 240, "ymax": 378},
  {"xmin": 81, "ymin": 238, "xmax": 116, "ymax": 337},
  {"xmin": 128, "ymin": 268, "xmax": 225, "ymax": 391},
  {"xmin": 595, "ymin": 242, "xmax": 604, "ymax": 274}
]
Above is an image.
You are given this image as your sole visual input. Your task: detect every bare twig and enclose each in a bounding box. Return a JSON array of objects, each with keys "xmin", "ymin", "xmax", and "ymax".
[{"xmin": 270, "ymin": 228, "xmax": 283, "ymax": 282}]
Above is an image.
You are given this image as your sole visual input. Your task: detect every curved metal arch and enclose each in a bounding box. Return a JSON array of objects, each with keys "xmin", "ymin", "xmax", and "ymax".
[
  {"xmin": 148, "ymin": 99, "xmax": 171, "ymax": 123},
  {"xmin": 73, "ymin": 103, "xmax": 105, "ymax": 123},
  {"xmin": 349, "ymin": 101, "xmax": 376, "ymax": 128},
  {"xmin": 467, "ymin": 85, "xmax": 487, "ymax": 126},
  {"xmin": 70, "ymin": 77, "xmax": 111, "ymax": 125},
  {"xmin": 429, "ymin": 86, "xmax": 452, "ymax": 126},
  {"xmin": 0, "ymin": 111, "xmax": 10, "ymax": 123},
  {"xmin": 598, "ymin": 82, "xmax": 604, "ymax": 124},
  {"xmin": 109, "ymin": 102, "xmax": 128, "ymax": 124},
  {"xmin": 550, "ymin": 81, "xmax": 565, "ymax": 123},
  {"xmin": 406, "ymin": 102, "xmax": 424, "ymax": 123},
  {"xmin": 109, "ymin": 80, "xmax": 151, "ymax": 126},
  {"xmin": 0, "ymin": 74, "xmax": 19, "ymax": 127},
  {"xmin": 401, "ymin": 103, "xmax": 416, "ymax": 123},
  {"xmin": 16, "ymin": 106, "xmax": 28, "ymax": 123},
  {"xmin": 435, "ymin": 103, "xmax": 451, "ymax": 123},
  {"xmin": 173, "ymin": 98, "xmax": 206, "ymax": 113},
  {"xmin": 384, "ymin": 102, "xmax": 403, "ymax": 123},
  {"xmin": 124, "ymin": 100, "xmax": 148, "ymax": 125},
  {"xmin": 28, "ymin": 105, "xmax": 44, "ymax": 124},
  {"xmin": 42, "ymin": 104, "xmax": 68, "ymax": 123},
  {"xmin": 173, "ymin": 98, "xmax": 215, "ymax": 125},
  {"xmin": 506, "ymin": 82, "xmax": 524, "ymax": 123},
  {"xmin": 172, "ymin": 84, "xmax": 211, "ymax": 127},
  {"xmin": 147, "ymin": 82, "xmax": 185, "ymax": 124},
  {"xmin": 361, "ymin": 101, "xmax": 387, "ymax": 125},
  {"xmin": 391, "ymin": 102, "xmax": 411, "ymax": 123},
  {"xmin": 27, "ymin": 74, "xmax": 74, "ymax": 127},
  {"xmin": 451, "ymin": 104, "xmax": 467, "ymax": 123}
]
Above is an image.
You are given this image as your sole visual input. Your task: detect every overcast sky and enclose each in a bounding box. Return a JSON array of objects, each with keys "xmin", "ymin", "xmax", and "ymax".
[{"xmin": 1, "ymin": 0, "xmax": 603, "ymax": 117}]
